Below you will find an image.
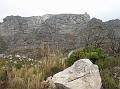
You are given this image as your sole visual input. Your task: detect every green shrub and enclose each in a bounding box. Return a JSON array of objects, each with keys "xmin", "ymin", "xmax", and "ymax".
[
  {"xmin": 51, "ymin": 66, "xmax": 63, "ymax": 75},
  {"xmin": 101, "ymin": 68, "xmax": 117, "ymax": 89},
  {"xmin": 15, "ymin": 63, "xmax": 22, "ymax": 69},
  {"xmin": 0, "ymin": 69, "xmax": 8, "ymax": 89},
  {"xmin": 66, "ymin": 47, "xmax": 106, "ymax": 66}
]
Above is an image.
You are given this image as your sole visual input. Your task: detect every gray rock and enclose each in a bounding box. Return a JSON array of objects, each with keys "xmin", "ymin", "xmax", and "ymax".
[
  {"xmin": 52, "ymin": 59, "xmax": 102, "ymax": 89},
  {"xmin": 0, "ymin": 13, "xmax": 90, "ymax": 57},
  {"xmin": 1, "ymin": 13, "xmax": 120, "ymax": 57}
]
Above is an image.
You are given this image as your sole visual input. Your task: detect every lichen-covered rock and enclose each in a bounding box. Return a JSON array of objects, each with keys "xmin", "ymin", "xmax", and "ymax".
[{"xmin": 52, "ymin": 59, "xmax": 102, "ymax": 89}]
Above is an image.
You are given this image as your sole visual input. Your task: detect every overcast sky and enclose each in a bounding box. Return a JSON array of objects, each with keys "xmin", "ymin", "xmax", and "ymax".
[{"xmin": 0, "ymin": 0, "xmax": 120, "ymax": 22}]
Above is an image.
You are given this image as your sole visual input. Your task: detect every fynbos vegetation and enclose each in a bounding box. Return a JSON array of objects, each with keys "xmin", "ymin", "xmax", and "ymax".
[
  {"xmin": 0, "ymin": 14, "xmax": 120, "ymax": 89},
  {"xmin": 0, "ymin": 47, "xmax": 65, "ymax": 89}
]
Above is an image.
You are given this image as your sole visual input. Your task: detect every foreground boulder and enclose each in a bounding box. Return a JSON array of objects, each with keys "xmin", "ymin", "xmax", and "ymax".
[{"xmin": 51, "ymin": 59, "xmax": 102, "ymax": 89}]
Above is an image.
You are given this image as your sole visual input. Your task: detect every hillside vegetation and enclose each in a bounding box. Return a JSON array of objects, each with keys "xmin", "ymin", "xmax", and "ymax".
[
  {"xmin": 0, "ymin": 14, "xmax": 120, "ymax": 89},
  {"xmin": 0, "ymin": 46, "xmax": 119, "ymax": 89}
]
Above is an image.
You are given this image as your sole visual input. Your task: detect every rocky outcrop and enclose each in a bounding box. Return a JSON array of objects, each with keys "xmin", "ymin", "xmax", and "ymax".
[
  {"xmin": 1, "ymin": 13, "xmax": 120, "ymax": 57},
  {"xmin": 0, "ymin": 13, "xmax": 90, "ymax": 57},
  {"xmin": 51, "ymin": 59, "xmax": 102, "ymax": 89}
]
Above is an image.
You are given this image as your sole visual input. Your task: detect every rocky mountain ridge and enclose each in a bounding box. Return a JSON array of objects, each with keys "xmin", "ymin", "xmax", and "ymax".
[
  {"xmin": 0, "ymin": 13, "xmax": 90, "ymax": 57},
  {"xmin": 0, "ymin": 13, "xmax": 120, "ymax": 58}
]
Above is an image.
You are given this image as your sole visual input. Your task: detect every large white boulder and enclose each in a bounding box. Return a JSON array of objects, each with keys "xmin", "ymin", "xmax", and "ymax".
[{"xmin": 52, "ymin": 59, "xmax": 102, "ymax": 89}]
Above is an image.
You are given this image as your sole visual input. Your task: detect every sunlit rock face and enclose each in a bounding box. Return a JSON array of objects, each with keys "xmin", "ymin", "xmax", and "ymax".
[{"xmin": 52, "ymin": 59, "xmax": 102, "ymax": 89}]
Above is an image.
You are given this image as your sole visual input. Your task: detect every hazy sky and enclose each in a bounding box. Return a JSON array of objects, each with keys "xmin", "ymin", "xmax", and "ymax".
[{"xmin": 0, "ymin": 0, "xmax": 120, "ymax": 22}]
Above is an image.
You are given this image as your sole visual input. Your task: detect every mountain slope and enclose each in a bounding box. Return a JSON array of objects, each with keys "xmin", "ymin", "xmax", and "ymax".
[
  {"xmin": 0, "ymin": 13, "xmax": 90, "ymax": 57},
  {"xmin": 1, "ymin": 13, "xmax": 120, "ymax": 58}
]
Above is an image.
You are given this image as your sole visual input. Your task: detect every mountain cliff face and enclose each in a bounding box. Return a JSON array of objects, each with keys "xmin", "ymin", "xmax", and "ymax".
[
  {"xmin": 0, "ymin": 13, "xmax": 90, "ymax": 57},
  {"xmin": 0, "ymin": 13, "xmax": 120, "ymax": 58}
]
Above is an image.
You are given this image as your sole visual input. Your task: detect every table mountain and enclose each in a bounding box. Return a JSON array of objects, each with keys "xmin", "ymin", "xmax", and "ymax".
[
  {"xmin": 0, "ymin": 13, "xmax": 90, "ymax": 57},
  {"xmin": 0, "ymin": 13, "xmax": 120, "ymax": 58}
]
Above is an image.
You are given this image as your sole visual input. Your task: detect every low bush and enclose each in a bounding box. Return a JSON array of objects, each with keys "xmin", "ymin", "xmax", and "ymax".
[
  {"xmin": 0, "ymin": 69, "xmax": 8, "ymax": 89},
  {"xmin": 65, "ymin": 47, "xmax": 120, "ymax": 89},
  {"xmin": 65, "ymin": 47, "xmax": 106, "ymax": 66},
  {"xmin": 101, "ymin": 68, "xmax": 117, "ymax": 89}
]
